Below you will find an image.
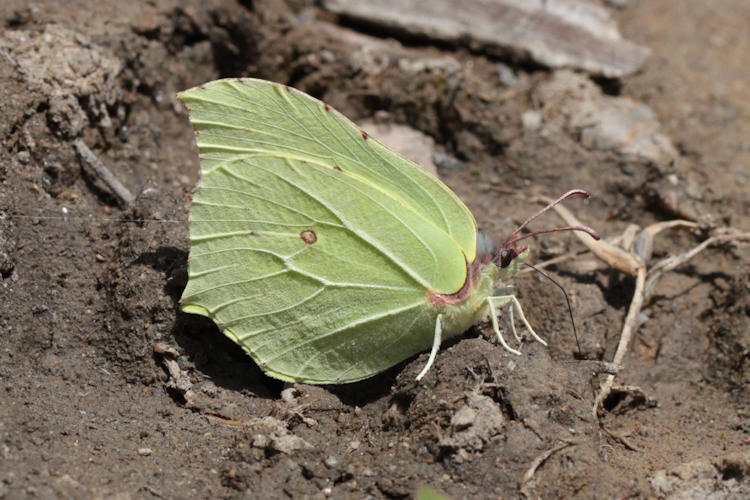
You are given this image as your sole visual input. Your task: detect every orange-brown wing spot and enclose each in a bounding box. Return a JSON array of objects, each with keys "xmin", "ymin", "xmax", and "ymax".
[
  {"xmin": 333, "ymin": 165, "xmax": 342, "ymax": 172},
  {"xmin": 323, "ymin": 103, "xmax": 331, "ymax": 112},
  {"xmin": 361, "ymin": 130, "xmax": 368, "ymax": 140},
  {"xmin": 300, "ymin": 229, "xmax": 317, "ymax": 245}
]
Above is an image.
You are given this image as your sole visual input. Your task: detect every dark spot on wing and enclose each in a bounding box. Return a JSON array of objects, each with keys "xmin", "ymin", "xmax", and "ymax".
[
  {"xmin": 300, "ymin": 229, "xmax": 317, "ymax": 245},
  {"xmin": 361, "ymin": 130, "xmax": 369, "ymax": 140},
  {"xmin": 324, "ymin": 103, "xmax": 331, "ymax": 112},
  {"xmin": 333, "ymin": 165, "xmax": 342, "ymax": 172}
]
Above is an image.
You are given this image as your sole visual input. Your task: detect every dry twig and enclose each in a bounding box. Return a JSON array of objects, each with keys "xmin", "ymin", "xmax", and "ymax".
[
  {"xmin": 74, "ymin": 139, "xmax": 135, "ymax": 205},
  {"xmin": 532, "ymin": 196, "xmax": 750, "ymax": 419}
]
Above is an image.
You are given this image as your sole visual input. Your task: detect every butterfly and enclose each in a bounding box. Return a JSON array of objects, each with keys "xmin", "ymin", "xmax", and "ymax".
[{"xmin": 179, "ymin": 78, "xmax": 597, "ymax": 384}]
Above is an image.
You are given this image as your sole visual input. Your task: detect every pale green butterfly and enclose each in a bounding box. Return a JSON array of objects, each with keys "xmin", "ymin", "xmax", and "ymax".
[{"xmin": 178, "ymin": 78, "xmax": 598, "ymax": 384}]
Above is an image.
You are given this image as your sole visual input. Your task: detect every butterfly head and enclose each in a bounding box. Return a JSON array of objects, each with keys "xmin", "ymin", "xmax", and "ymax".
[
  {"xmin": 496, "ymin": 244, "xmax": 529, "ymax": 280},
  {"xmin": 491, "ymin": 189, "xmax": 601, "ymax": 280}
]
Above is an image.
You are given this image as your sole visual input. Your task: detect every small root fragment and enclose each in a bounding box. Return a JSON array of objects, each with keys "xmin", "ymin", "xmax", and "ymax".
[
  {"xmin": 519, "ymin": 441, "xmax": 576, "ymax": 493},
  {"xmin": 600, "ymin": 426, "xmax": 641, "ymax": 452},
  {"xmin": 74, "ymin": 139, "xmax": 135, "ymax": 205}
]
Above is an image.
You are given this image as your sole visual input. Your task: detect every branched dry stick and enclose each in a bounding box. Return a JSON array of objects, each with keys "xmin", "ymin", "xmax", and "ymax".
[
  {"xmin": 532, "ymin": 196, "xmax": 750, "ymax": 418},
  {"xmin": 643, "ymin": 228, "xmax": 750, "ymax": 299}
]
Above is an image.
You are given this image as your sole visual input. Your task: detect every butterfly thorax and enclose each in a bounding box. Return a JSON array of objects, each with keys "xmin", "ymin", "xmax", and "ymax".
[{"xmin": 429, "ymin": 259, "xmax": 500, "ymax": 341}]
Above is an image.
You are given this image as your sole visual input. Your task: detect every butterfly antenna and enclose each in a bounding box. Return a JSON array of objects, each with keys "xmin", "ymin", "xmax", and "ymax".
[
  {"xmin": 523, "ymin": 262, "xmax": 582, "ymax": 357},
  {"xmin": 504, "ymin": 225, "xmax": 600, "ymax": 249},
  {"xmin": 504, "ymin": 189, "xmax": 597, "ymax": 247}
]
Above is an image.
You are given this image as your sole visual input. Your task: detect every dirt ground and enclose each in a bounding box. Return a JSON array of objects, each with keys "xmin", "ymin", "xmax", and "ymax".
[{"xmin": 1, "ymin": 1, "xmax": 749, "ymax": 498}]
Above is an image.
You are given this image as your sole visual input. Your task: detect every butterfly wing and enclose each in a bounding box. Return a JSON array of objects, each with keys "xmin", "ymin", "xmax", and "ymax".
[{"xmin": 179, "ymin": 79, "xmax": 478, "ymax": 383}]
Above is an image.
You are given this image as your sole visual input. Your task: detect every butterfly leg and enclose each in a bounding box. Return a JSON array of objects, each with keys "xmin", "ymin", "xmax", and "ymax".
[
  {"xmin": 507, "ymin": 303, "xmax": 522, "ymax": 342},
  {"xmin": 509, "ymin": 295, "xmax": 547, "ymax": 346},
  {"xmin": 416, "ymin": 314, "xmax": 444, "ymax": 381},
  {"xmin": 488, "ymin": 294, "xmax": 548, "ymax": 353},
  {"xmin": 487, "ymin": 296, "xmax": 521, "ymax": 355},
  {"xmin": 493, "ymin": 286, "xmax": 522, "ymax": 343}
]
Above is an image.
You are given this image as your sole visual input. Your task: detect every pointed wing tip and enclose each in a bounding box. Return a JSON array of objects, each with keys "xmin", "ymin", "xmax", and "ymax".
[{"xmin": 178, "ymin": 77, "xmax": 275, "ymax": 101}]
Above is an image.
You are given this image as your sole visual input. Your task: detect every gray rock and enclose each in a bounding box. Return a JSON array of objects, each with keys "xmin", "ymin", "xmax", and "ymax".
[
  {"xmin": 323, "ymin": 0, "xmax": 649, "ymax": 77},
  {"xmin": 533, "ymin": 70, "xmax": 678, "ymax": 166}
]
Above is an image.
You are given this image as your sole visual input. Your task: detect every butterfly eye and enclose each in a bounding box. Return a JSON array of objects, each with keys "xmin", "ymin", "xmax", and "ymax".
[{"xmin": 499, "ymin": 249, "xmax": 515, "ymax": 268}]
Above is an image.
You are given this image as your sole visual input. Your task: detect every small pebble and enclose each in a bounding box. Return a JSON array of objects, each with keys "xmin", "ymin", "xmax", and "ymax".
[
  {"xmin": 138, "ymin": 448, "xmax": 153, "ymax": 456},
  {"xmin": 280, "ymin": 387, "xmax": 298, "ymax": 403},
  {"xmin": 17, "ymin": 151, "xmax": 30, "ymax": 164},
  {"xmin": 496, "ymin": 63, "xmax": 519, "ymax": 86},
  {"xmin": 521, "ymin": 110, "xmax": 543, "ymax": 131}
]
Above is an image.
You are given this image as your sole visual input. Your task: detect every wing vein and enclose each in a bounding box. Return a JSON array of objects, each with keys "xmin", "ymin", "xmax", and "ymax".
[{"xmin": 263, "ymin": 301, "xmax": 425, "ymax": 365}]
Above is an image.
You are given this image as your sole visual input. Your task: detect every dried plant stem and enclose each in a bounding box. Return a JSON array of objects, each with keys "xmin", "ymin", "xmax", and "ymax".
[
  {"xmin": 644, "ymin": 230, "xmax": 750, "ymax": 300},
  {"xmin": 520, "ymin": 440, "xmax": 576, "ymax": 492},
  {"xmin": 74, "ymin": 139, "xmax": 135, "ymax": 205},
  {"xmin": 532, "ymin": 196, "xmax": 750, "ymax": 419},
  {"xmin": 593, "ymin": 265, "xmax": 646, "ymax": 415}
]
